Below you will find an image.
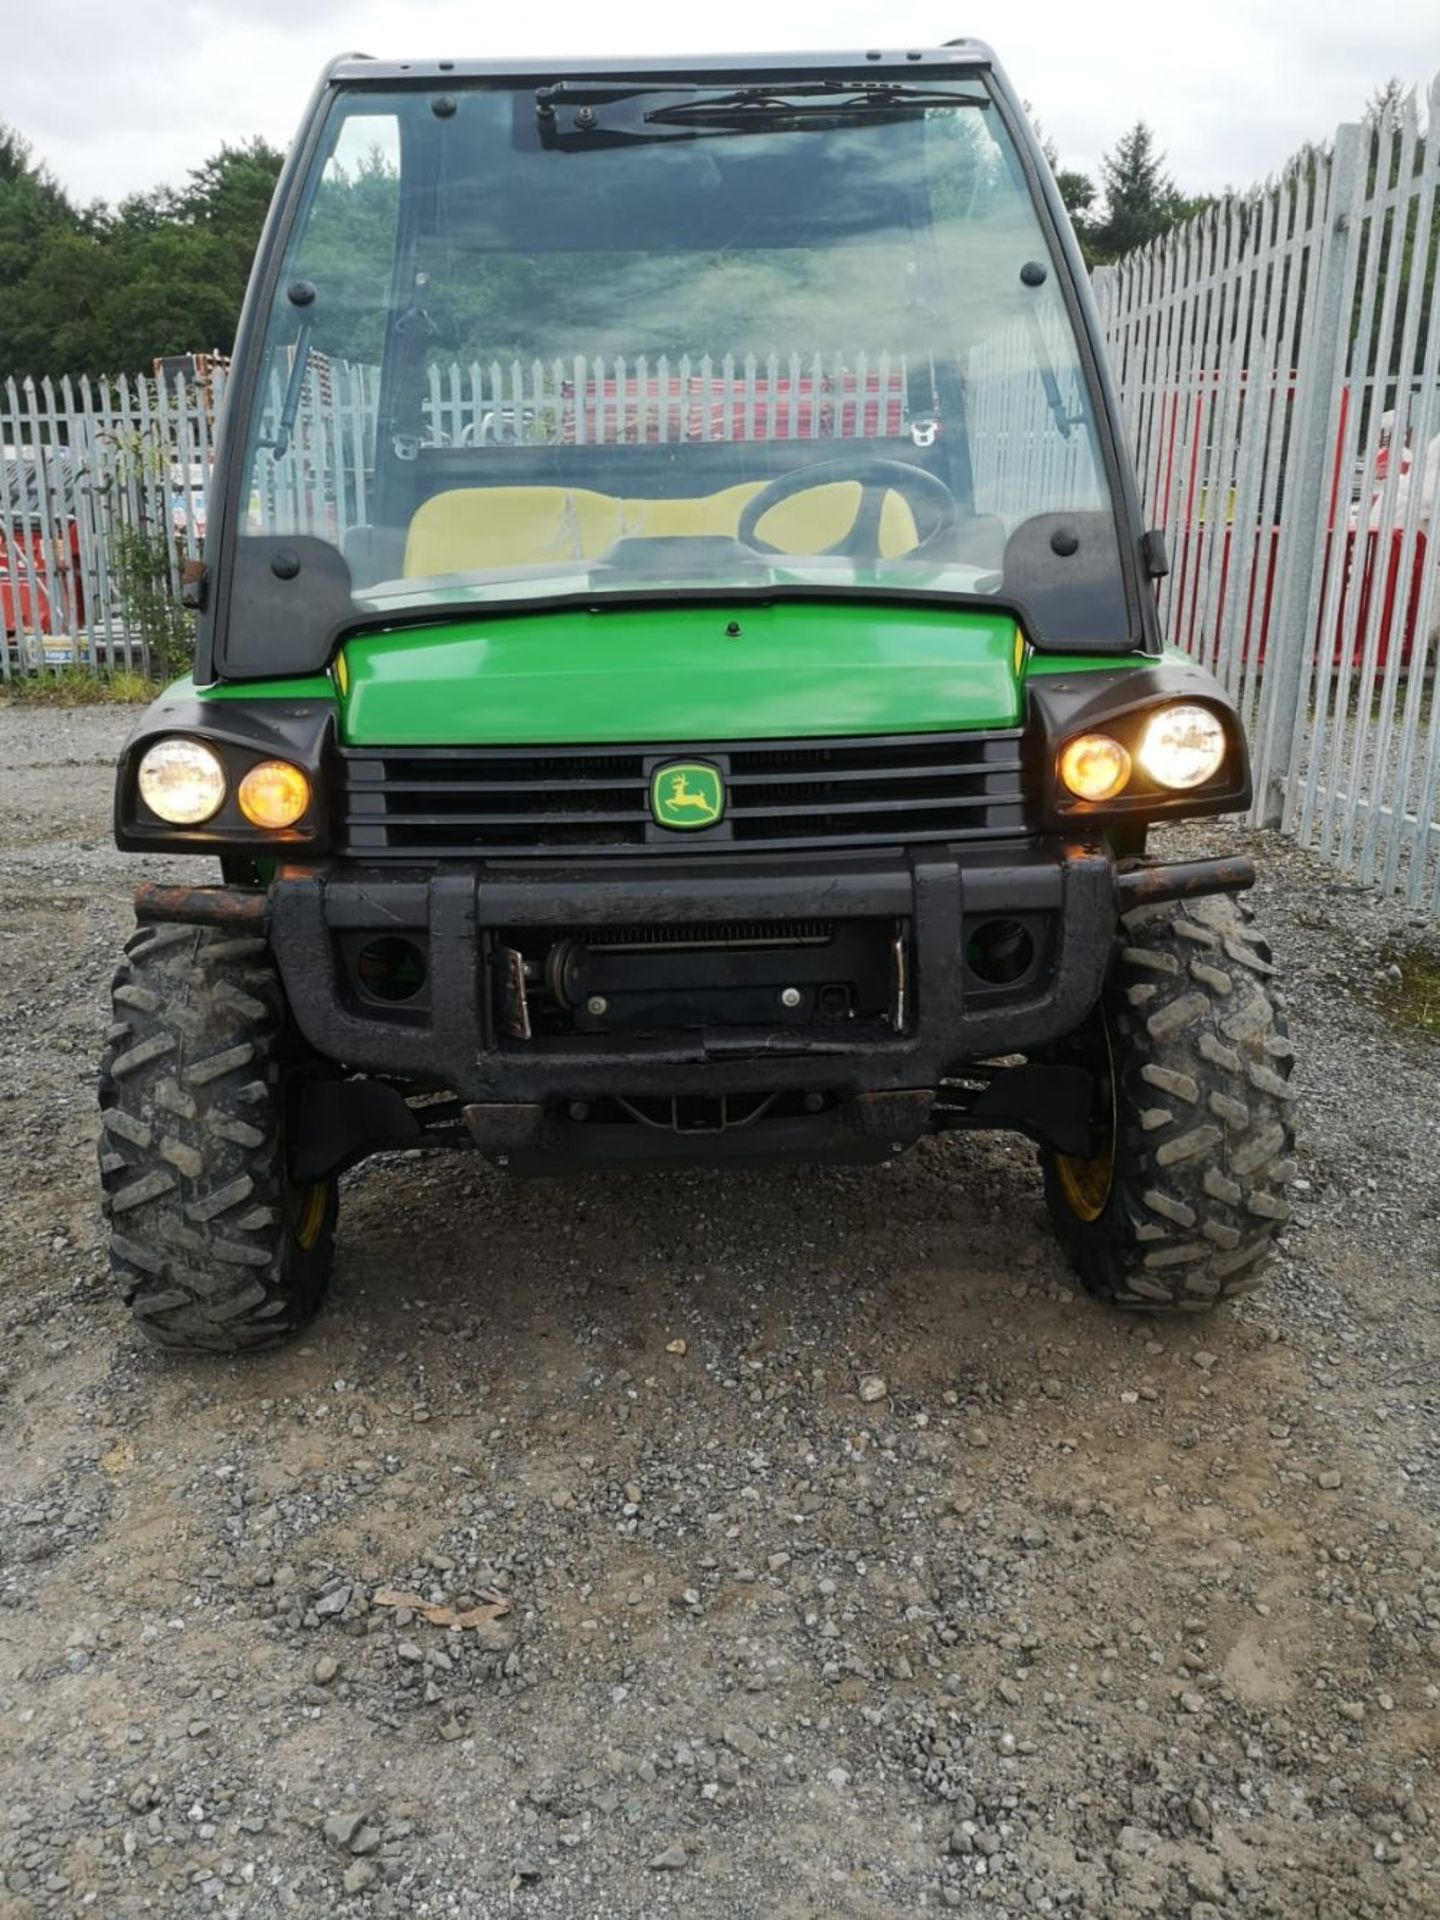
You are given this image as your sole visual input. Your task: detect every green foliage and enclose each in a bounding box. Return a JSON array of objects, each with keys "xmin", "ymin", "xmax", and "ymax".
[
  {"xmin": 1378, "ymin": 941, "xmax": 1440, "ymax": 1039},
  {"xmin": 1095, "ymin": 122, "xmax": 1175, "ymax": 256},
  {"xmin": 0, "ymin": 130, "xmax": 284, "ymax": 376},
  {"xmin": 1055, "ymin": 169, "xmax": 1099, "ymax": 221},
  {"xmin": 0, "ymin": 665, "xmax": 154, "ymax": 705},
  {"xmin": 112, "ymin": 523, "xmax": 193, "ymax": 680},
  {"xmin": 96, "ymin": 423, "xmax": 196, "ymax": 678},
  {"xmin": 1067, "ymin": 120, "xmax": 1210, "ymax": 268},
  {"xmin": 0, "ymin": 125, "xmax": 75, "ymax": 252},
  {"xmin": 0, "ymin": 126, "xmax": 82, "ymax": 368}
]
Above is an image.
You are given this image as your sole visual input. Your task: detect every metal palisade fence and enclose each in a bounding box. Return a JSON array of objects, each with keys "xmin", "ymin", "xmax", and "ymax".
[
  {"xmin": 0, "ymin": 369, "xmax": 222, "ymax": 675},
  {"xmin": 1094, "ymin": 73, "xmax": 1440, "ymax": 911}
]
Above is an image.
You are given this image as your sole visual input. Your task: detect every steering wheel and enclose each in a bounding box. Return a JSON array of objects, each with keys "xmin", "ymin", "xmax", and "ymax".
[{"xmin": 736, "ymin": 457, "xmax": 959, "ymax": 561}]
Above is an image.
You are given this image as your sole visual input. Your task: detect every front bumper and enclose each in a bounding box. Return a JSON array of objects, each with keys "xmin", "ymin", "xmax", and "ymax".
[
  {"xmin": 280, "ymin": 840, "xmax": 1114, "ymax": 1088},
  {"xmin": 134, "ymin": 842, "xmax": 1253, "ymax": 1172}
]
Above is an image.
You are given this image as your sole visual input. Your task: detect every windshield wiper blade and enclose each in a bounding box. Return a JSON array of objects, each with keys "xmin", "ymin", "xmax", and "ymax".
[
  {"xmin": 644, "ymin": 82, "xmax": 989, "ymax": 125},
  {"xmin": 533, "ymin": 77, "xmax": 987, "ymax": 133}
]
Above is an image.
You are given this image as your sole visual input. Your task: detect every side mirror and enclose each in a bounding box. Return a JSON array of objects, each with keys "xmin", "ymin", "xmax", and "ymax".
[{"xmin": 1142, "ymin": 529, "xmax": 1170, "ymax": 581}]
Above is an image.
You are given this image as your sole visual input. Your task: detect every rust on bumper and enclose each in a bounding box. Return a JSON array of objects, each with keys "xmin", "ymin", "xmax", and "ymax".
[
  {"xmin": 1116, "ymin": 854, "xmax": 1255, "ymax": 909},
  {"xmin": 133, "ymin": 881, "xmax": 270, "ymax": 928}
]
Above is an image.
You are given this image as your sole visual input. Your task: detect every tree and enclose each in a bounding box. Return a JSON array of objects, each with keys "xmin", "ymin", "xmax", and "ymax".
[
  {"xmin": 0, "ymin": 124, "xmax": 79, "ymax": 368},
  {"xmin": 171, "ymin": 138, "xmax": 284, "ymax": 232},
  {"xmin": 123, "ymin": 140, "xmax": 285, "ymax": 358},
  {"xmin": 1081, "ymin": 120, "xmax": 1210, "ymax": 265},
  {"xmin": 0, "ymin": 131, "xmax": 284, "ymax": 377},
  {"xmin": 1055, "ymin": 167, "xmax": 1099, "ymax": 223}
]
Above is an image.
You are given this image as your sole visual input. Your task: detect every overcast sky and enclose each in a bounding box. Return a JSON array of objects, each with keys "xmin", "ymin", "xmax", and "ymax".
[{"xmin": 8, "ymin": 0, "xmax": 1439, "ymax": 207}]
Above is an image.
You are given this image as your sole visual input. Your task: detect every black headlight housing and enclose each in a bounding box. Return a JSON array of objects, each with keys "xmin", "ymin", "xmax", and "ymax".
[
  {"xmin": 1026, "ymin": 657, "xmax": 1251, "ymax": 827},
  {"xmin": 115, "ymin": 689, "xmax": 335, "ymax": 853}
]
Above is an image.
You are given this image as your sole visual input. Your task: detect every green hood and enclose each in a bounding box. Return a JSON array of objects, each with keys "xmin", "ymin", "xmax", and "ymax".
[{"xmin": 337, "ymin": 601, "xmax": 1024, "ymax": 746}]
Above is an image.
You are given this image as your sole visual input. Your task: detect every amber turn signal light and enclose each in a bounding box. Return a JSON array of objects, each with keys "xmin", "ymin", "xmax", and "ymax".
[
  {"xmin": 236, "ymin": 759, "xmax": 311, "ymax": 830},
  {"xmin": 1058, "ymin": 733, "xmax": 1132, "ymax": 802}
]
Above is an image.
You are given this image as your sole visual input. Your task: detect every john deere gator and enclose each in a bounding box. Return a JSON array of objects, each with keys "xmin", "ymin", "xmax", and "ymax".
[{"xmin": 100, "ymin": 42, "xmax": 1295, "ymax": 1350}]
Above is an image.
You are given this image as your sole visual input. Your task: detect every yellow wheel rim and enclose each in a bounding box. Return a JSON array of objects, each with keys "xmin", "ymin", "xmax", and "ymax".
[
  {"xmin": 1054, "ymin": 1021, "xmax": 1117, "ymax": 1223},
  {"xmin": 292, "ymin": 1182, "xmax": 329, "ymax": 1252}
]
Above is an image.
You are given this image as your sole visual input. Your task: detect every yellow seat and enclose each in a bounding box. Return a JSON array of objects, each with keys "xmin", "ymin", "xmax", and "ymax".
[{"xmin": 402, "ymin": 482, "xmax": 920, "ymax": 576}]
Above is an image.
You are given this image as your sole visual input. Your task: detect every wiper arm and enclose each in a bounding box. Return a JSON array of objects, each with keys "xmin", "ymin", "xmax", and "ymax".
[
  {"xmin": 263, "ymin": 321, "xmax": 314, "ymax": 462},
  {"xmin": 534, "ymin": 80, "xmax": 701, "ymax": 118},
  {"xmin": 1023, "ymin": 310, "xmax": 1086, "ymax": 443}
]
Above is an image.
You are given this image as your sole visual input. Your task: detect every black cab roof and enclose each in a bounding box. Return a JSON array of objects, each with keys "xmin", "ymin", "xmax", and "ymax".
[{"xmin": 325, "ymin": 44, "xmax": 998, "ymax": 87}]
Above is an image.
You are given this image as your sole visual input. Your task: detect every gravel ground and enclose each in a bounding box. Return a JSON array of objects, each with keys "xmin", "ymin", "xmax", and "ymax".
[{"xmin": 0, "ymin": 703, "xmax": 1437, "ymax": 1920}]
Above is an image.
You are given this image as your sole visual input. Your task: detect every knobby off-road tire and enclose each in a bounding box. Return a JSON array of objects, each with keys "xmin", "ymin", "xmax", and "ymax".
[
  {"xmin": 1042, "ymin": 892, "xmax": 1296, "ymax": 1311},
  {"xmin": 98, "ymin": 922, "xmax": 337, "ymax": 1352}
]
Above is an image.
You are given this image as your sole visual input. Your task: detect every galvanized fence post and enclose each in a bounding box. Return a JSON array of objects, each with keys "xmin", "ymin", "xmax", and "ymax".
[{"xmin": 1251, "ymin": 123, "xmax": 1363, "ymax": 826}]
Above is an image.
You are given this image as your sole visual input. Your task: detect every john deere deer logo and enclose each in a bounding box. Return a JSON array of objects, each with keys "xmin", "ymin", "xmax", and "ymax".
[{"xmin": 651, "ymin": 762, "xmax": 724, "ymax": 830}]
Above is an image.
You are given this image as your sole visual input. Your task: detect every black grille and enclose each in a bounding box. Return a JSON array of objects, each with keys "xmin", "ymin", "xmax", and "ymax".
[{"xmin": 338, "ymin": 730, "xmax": 1026, "ymax": 859}]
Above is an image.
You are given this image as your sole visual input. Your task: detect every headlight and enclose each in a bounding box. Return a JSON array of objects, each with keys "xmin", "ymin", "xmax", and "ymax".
[
  {"xmin": 136, "ymin": 738, "xmax": 227, "ymax": 825},
  {"xmin": 1059, "ymin": 732, "xmax": 1132, "ymax": 802},
  {"xmin": 1138, "ymin": 704, "xmax": 1227, "ymax": 790},
  {"xmin": 237, "ymin": 759, "xmax": 311, "ymax": 830}
]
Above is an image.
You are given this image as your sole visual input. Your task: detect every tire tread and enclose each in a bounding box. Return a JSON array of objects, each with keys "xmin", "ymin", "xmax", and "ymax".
[
  {"xmin": 98, "ymin": 924, "xmax": 334, "ymax": 1352},
  {"xmin": 1045, "ymin": 893, "xmax": 1295, "ymax": 1312}
]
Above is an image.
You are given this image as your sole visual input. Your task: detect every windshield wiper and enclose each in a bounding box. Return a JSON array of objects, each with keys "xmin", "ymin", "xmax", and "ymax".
[
  {"xmin": 263, "ymin": 321, "xmax": 314, "ymax": 462},
  {"xmin": 644, "ymin": 82, "xmax": 989, "ymax": 125},
  {"xmin": 1023, "ymin": 310, "xmax": 1088, "ymax": 443},
  {"xmin": 534, "ymin": 77, "xmax": 988, "ymax": 140}
]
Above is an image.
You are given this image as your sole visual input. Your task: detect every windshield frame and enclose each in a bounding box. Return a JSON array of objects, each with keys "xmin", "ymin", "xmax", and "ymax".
[{"xmin": 196, "ymin": 47, "xmax": 1158, "ymax": 684}]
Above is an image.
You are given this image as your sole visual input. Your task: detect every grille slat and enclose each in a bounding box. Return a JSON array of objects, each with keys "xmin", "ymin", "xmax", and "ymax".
[
  {"xmin": 337, "ymin": 730, "xmax": 1026, "ymax": 859},
  {"xmin": 725, "ymin": 758, "xmax": 1023, "ymax": 788},
  {"xmin": 729, "ymin": 791, "xmax": 1010, "ymax": 820},
  {"xmin": 350, "ymin": 809, "xmax": 653, "ymax": 829},
  {"xmin": 347, "ymin": 774, "xmax": 650, "ymax": 795}
]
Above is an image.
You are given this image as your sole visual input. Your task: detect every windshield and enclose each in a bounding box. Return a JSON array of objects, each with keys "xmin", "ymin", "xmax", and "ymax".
[{"xmin": 224, "ymin": 75, "xmax": 1131, "ymax": 673}]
